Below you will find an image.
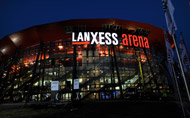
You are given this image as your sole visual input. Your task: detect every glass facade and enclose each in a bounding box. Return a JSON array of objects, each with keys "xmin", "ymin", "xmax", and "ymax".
[
  {"xmin": 0, "ymin": 36, "xmax": 170, "ymax": 102},
  {"xmin": 0, "ymin": 22, "xmax": 173, "ymax": 102}
]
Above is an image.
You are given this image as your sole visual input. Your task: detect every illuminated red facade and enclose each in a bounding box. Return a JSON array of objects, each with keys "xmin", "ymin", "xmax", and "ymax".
[{"xmin": 0, "ymin": 19, "xmax": 174, "ymax": 102}]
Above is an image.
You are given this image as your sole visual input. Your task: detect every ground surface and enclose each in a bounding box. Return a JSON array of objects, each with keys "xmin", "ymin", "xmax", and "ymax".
[{"xmin": 0, "ymin": 100, "xmax": 187, "ymax": 118}]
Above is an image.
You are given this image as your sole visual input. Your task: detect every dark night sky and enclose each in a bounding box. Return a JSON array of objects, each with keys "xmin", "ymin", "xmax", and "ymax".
[{"xmin": 0, "ymin": 0, "xmax": 189, "ymax": 52}]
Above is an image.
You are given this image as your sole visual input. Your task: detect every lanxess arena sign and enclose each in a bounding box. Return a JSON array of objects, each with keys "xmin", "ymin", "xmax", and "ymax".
[{"xmin": 72, "ymin": 32, "xmax": 149, "ymax": 48}]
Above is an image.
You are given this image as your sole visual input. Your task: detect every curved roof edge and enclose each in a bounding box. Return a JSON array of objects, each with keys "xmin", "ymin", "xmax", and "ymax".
[{"xmin": 0, "ymin": 18, "xmax": 173, "ymax": 58}]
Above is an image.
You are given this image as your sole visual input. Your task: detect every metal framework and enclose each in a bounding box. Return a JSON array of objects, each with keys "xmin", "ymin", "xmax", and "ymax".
[{"xmin": 0, "ymin": 19, "xmax": 175, "ymax": 103}]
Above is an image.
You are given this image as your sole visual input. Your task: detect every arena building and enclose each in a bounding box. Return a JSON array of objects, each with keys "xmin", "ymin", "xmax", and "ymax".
[{"xmin": 0, "ymin": 19, "xmax": 174, "ymax": 102}]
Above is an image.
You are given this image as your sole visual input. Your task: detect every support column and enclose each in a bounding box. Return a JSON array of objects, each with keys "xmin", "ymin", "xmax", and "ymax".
[
  {"xmin": 26, "ymin": 41, "xmax": 43, "ymax": 103},
  {"xmin": 143, "ymin": 48, "xmax": 160, "ymax": 94},
  {"xmin": 112, "ymin": 45, "xmax": 123, "ymax": 99},
  {"xmin": 41, "ymin": 47, "xmax": 46, "ymax": 101},
  {"xmin": 72, "ymin": 45, "xmax": 77, "ymax": 102}
]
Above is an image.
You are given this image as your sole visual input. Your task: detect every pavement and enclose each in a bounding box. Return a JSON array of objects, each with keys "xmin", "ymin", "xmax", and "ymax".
[{"xmin": 0, "ymin": 100, "xmax": 189, "ymax": 118}]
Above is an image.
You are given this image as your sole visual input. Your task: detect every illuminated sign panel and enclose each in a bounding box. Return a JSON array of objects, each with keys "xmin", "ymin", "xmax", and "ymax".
[
  {"xmin": 72, "ymin": 32, "xmax": 149, "ymax": 48},
  {"xmin": 122, "ymin": 34, "xmax": 149, "ymax": 48},
  {"xmin": 51, "ymin": 81, "xmax": 59, "ymax": 91}
]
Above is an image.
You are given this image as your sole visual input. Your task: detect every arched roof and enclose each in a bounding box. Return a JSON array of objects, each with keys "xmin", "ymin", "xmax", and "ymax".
[{"xmin": 0, "ymin": 19, "xmax": 173, "ymax": 58}]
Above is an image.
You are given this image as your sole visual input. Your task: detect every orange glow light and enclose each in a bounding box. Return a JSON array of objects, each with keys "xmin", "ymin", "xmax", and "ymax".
[
  {"xmin": 58, "ymin": 45, "xmax": 63, "ymax": 50},
  {"xmin": 120, "ymin": 45, "xmax": 124, "ymax": 49},
  {"xmin": 83, "ymin": 44, "xmax": 88, "ymax": 48},
  {"xmin": 96, "ymin": 44, "xmax": 100, "ymax": 48}
]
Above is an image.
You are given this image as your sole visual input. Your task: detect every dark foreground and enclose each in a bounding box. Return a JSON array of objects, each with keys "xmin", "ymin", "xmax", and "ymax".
[{"xmin": 0, "ymin": 100, "xmax": 188, "ymax": 118}]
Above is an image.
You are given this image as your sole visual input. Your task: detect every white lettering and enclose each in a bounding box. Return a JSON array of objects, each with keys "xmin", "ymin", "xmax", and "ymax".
[
  {"xmin": 72, "ymin": 32, "xmax": 76, "ymax": 42},
  {"xmin": 78, "ymin": 32, "xmax": 83, "ymax": 42},
  {"xmin": 112, "ymin": 33, "xmax": 118, "ymax": 45},
  {"xmin": 99, "ymin": 32, "xmax": 105, "ymax": 45},
  {"xmin": 91, "ymin": 32, "xmax": 99, "ymax": 44}
]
